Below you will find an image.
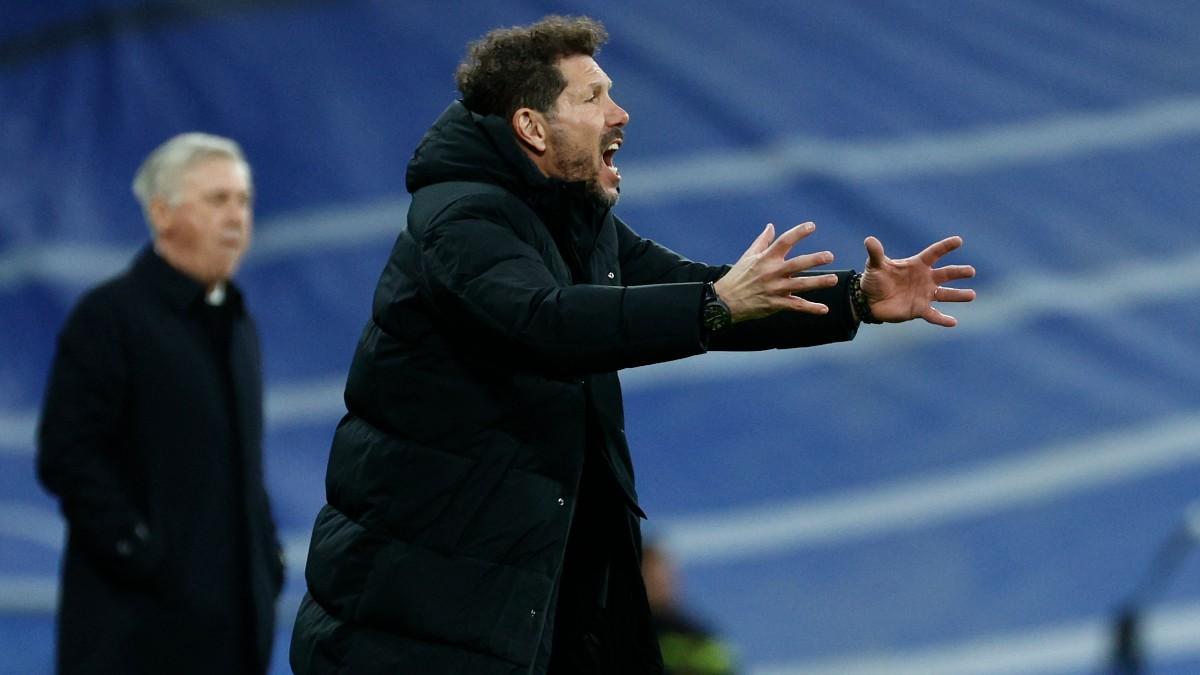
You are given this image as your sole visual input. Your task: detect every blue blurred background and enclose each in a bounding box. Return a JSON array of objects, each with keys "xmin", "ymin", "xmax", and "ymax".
[{"xmin": 3, "ymin": 1, "xmax": 1200, "ymax": 673}]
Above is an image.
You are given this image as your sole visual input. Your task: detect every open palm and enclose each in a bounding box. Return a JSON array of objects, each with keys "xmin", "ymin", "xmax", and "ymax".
[{"xmin": 860, "ymin": 235, "xmax": 976, "ymax": 326}]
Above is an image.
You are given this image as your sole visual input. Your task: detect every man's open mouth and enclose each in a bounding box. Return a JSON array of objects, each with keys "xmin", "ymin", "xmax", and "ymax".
[{"xmin": 602, "ymin": 140, "xmax": 621, "ymax": 178}]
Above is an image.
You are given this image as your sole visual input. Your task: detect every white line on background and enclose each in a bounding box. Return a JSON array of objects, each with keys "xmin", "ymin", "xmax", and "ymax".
[
  {"xmin": 4, "ymin": 96, "xmax": 1199, "ymax": 292},
  {"xmin": 5, "ymin": 244, "xmax": 1200, "ymax": 455},
  {"xmin": 752, "ymin": 601, "xmax": 1200, "ymax": 675},
  {"xmin": 660, "ymin": 412, "xmax": 1200, "ymax": 564}
]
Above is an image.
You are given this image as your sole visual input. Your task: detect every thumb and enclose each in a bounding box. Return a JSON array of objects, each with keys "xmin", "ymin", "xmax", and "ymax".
[
  {"xmin": 864, "ymin": 235, "xmax": 886, "ymax": 269},
  {"xmin": 746, "ymin": 223, "xmax": 775, "ymax": 256}
]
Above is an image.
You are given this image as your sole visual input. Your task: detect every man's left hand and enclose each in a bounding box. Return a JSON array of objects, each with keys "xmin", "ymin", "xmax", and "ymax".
[{"xmin": 860, "ymin": 235, "xmax": 976, "ymax": 327}]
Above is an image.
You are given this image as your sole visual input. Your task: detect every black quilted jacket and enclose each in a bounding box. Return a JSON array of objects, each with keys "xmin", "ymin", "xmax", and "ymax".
[{"xmin": 290, "ymin": 101, "xmax": 857, "ymax": 674}]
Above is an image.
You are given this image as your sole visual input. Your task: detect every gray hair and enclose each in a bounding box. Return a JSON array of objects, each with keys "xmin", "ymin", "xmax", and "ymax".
[{"xmin": 131, "ymin": 132, "xmax": 252, "ymax": 224}]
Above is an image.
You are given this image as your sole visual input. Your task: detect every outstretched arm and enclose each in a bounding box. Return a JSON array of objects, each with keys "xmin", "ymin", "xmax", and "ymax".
[
  {"xmin": 713, "ymin": 222, "xmax": 840, "ymax": 321},
  {"xmin": 619, "ymin": 218, "xmax": 859, "ymax": 351}
]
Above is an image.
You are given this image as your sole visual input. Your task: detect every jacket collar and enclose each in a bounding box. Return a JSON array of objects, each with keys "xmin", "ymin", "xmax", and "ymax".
[
  {"xmin": 130, "ymin": 244, "xmax": 244, "ymax": 313},
  {"xmin": 406, "ymin": 101, "xmax": 613, "ymax": 268},
  {"xmin": 408, "ymin": 102, "xmax": 612, "ymax": 216},
  {"xmin": 473, "ymin": 107, "xmax": 612, "ymax": 261},
  {"xmin": 474, "ymin": 107, "xmax": 613, "ymax": 215}
]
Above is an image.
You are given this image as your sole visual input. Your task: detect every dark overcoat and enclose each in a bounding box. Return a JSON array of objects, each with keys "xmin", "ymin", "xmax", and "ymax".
[
  {"xmin": 37, "ymin": 248, "xmax": 284, "ymax": 674},
  {"xmin": 290, "ymin": 101, "xmax": 858, "ymax": 674}
]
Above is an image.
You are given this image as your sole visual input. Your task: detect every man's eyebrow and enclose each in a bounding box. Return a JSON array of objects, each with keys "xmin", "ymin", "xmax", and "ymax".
[{"xmin": 581, "ymin": 78, "xmax": 612, "ymax": 93}]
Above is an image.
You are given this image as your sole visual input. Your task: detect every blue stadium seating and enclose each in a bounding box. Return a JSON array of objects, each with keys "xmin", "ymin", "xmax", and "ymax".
[{"xmin": 4, "ymin": 2, "xmax": 1200, "ymax": 673}]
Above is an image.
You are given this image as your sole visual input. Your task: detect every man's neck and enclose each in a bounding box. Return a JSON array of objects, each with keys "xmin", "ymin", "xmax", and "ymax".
[{"xmin": 153, "ymin": 240, "xmax": 223, "ymax": 294}]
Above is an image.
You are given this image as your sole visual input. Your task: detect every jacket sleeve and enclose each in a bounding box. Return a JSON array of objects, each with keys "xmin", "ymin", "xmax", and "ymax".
[
  {"xmin": 36, "ymin": 294, "xmax": 163, "ymax": 585},
  {"xmin": 710, "ymin": 270, "xmax": 860, "ymax": 350},
  {"xmin": 418, "ymin": 208, "xmax": 709, "ymax": 374},
  {"xmin": 615, "ymin": 216, "xmax": 724, "ymax": 286},
  {"xmin": 615, "ymin": 216, "xmax": 860, "ymax": 350}
]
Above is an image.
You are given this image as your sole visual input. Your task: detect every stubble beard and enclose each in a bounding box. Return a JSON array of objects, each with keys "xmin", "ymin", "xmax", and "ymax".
[{"xmin": 548, "ymin": 126, "xmax": 619, "ymax": 209}]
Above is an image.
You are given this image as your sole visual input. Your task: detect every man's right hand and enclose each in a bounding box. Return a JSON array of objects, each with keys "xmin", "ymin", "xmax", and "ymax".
[{"xmin": 713, "ymin": 222, "xmax": 839, "ymax": 323}]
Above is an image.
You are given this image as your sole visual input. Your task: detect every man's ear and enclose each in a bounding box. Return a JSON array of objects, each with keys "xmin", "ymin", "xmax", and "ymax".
[
  {"xmin": 512, "ymin": 107, "xmax": 548, "ymax": 154},
  {"xmin": 148, "ymin": 196, "xmax": 172, "ymax": 238}
]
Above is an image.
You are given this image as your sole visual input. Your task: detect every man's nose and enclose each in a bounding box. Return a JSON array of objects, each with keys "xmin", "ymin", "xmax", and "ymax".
[
  {"xmin": 608, "ymin": 100, "xmax": 629, "ymax": 127},
  {"xmin": 225, "ymin": 203, "xmax": 249, "ymax": 226}
]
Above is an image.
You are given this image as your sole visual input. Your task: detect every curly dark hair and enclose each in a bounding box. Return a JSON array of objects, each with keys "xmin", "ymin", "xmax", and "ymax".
[{"xmin": 455, "ymin": 15, "xmax": 608, "ymax": 120}]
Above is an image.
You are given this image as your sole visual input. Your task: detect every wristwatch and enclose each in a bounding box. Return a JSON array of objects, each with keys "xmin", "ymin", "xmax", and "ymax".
[{"xmin": 701, "ymin": 282, "xmax": 732, "ymax": 334}]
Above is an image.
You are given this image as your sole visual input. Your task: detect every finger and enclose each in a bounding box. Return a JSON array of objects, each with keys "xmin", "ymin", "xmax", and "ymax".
[
  {"xmin": 782, "ymin": 274, "xmax": 839, "ymax": 293},
  {"xmin": 917, "ymin": 235, "xmax": 963, "ymax": 265},
  {"xmin": 745, "ymin": 222, "xmax": 775, "ymax": 256},
  {"xmin": 765, "ymin": 222, "xmax": 815, "ymax": 258},
  {"xmin": 922, "ymin": 305, "xmax": 957, "ymax": 327},
  {"xmin": 782, "ymin": 251, "xmax": 834, "ymax": 274},
  {"xmin": 933, "ymin": 287, "xmax": 976, "ymax": 303},
  {"xmin": 932, "ymin": 264, "xmax": 976, "ymax": 283},
  {"xmin": 782, "ymin": 295, "xmax": 829, "ymax": 315},
  {"xmin": 864, "ymin": 236, "xmax": 887, "ymax": 268}
]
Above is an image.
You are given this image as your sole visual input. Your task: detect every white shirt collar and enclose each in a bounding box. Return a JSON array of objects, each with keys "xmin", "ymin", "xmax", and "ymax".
[{"xmin": 205, "ymin": 282, "xmax": 227, "ymax": 306}]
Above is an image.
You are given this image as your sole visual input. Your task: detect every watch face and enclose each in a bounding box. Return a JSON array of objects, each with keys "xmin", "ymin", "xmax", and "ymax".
[{"xmin": 704, "ymin": 301, "xmax": 731, "ymax": 332}]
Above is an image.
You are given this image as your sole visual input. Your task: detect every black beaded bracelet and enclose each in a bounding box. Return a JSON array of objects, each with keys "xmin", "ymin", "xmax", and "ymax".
[{"xmin": 848, "ymin": 272, "xmax": 882, "ymax": 324}]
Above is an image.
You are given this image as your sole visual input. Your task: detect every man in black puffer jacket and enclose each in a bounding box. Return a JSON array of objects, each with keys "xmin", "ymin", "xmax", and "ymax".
[{"xmin": 291, "ymin": 15, "xmax": 975, "ymax": 675}]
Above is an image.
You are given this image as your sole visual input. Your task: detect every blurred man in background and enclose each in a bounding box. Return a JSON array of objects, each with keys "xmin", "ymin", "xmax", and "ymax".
[
  {"xmin": 642, "ymin": 540, "xmax": 738, "ymax": 675},
  {"xmin": 37, "ymin": 132, "xmax": 285, "ymax": 674},
  {"xmin": 292, "ymin": 15, "xmax": 974, "ymax": 675}
]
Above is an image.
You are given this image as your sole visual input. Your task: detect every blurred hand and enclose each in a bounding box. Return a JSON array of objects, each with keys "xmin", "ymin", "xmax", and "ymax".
[
  {"xmin": 714, "ymin": 222, "xmax": 839, "ymax": 323},
  {"xmin": 860, "ymin": 235, "xmax": 976, "ymax": 326}
]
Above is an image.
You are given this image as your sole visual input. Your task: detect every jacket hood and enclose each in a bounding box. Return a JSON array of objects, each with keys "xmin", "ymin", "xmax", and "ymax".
[
  {"xmin": 406, "ymin": 101, "xmax": 552, "ymax": 197},
  {"xmin": 405, "ymin": 101, "xmax": 614, "ymax": 266}
]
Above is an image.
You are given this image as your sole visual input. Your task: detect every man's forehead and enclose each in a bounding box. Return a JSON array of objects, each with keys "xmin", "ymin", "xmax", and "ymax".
[
  {"xmin": 559, "ymin": 54, "xmax": 611, "ymax": 87},
  {"xmin": 180, "ymin": 158, "xmax": 250, "ymax": 191},
  {"xmin": 186, "ymin": 157, "xmax": 245, "ymax": 177}
]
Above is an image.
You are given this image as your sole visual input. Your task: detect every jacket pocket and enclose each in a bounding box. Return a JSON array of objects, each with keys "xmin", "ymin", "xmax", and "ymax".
[
  {"xmin": 453, "ymin": 462, "xmax": 566, "ymax": 577},
  {"xmin": 356, "ymin": 537, "xmax": 553, "ymax": 667}
]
